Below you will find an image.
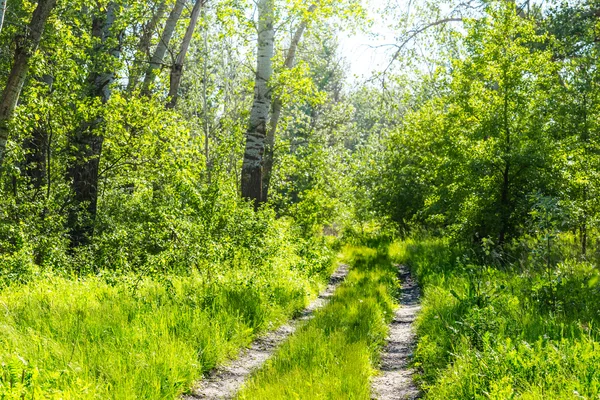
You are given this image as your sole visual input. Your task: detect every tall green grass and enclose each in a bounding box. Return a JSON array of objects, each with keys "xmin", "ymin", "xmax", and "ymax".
[
  {"xmin": 391, "ymin": 239, "xmax": 600, "ymax": 399},
  {"xmin": 0, "ymin": 237, "xmax": 335, "ymax": 399},
  {"xmin": 237, "ymin": 244, "xmax": 399, "ymax": 400}
]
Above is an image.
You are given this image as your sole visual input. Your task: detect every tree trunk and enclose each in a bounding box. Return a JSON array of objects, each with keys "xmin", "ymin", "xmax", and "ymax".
[
  {"xmin": 166, "ymin": 0, "xmax": 205, "ymax": 109},
  {"xmin": 0, "ymin": 0, "xmax": 57, "ymax": 168},
  {"xmin": 127, "ymin": 0, "xmax": 167, "ymax": 92},
  {"xmin": 24, "ymin": 126, "xmax": 48, "ymax": 191},
  {"xmin": 498, "ymin": 162, "xmax": 510, "ymax": 245},
  {"xmin": 139, "ymin": 0, "xmax": 168, "ymax": 58},
  {"xmin": 506, "ymin": 0, "xmax": 527, "ymax": 17},
  {"xmin": 67, "ymin": 3, "xmax": 121, "ymax": 249},
  {"xmin": 142, "ymin": 0, "xmax": 186, "ymax": 95},
  {"xmin": 202, "ymin": 8, "xmax": 210, "ymax": 183},
  {"xmin": 23, "ymin": 74, "xmax": 54, "ymax": 193},
  {"xmin": 262, "ymin": 7, "xmax": 315, "ymax": 202},
  {"xmin": 0, "ymin": 0, "xmax": 7, "ymax": 34},
  {"xmin": 581, "ymin": 223, "xmax": 587, "ymax": 257},
  {"xmin": 581, "ymin": 93, "xmax": 590, "ymax": 257},
  {"xmin": 241, "ymin": 0, "xmax": 274, "ymax": 209}
]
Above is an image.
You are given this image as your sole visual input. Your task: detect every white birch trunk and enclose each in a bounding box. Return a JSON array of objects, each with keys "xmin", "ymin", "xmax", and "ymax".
[
  {"xmin": 202, "ymin": 10, "xmax": 210, "ymax": 183},
  {"xmin": 0, "ymin": 0, "xmax": 7, "ymax": 34},
  {"xmin": 167, "ymin": 0, "xmax": 205, "ymax": 109},
  {"xmin": 142, "ymin": 0, "xmax": 186, "ymax": 95},
  {"xmin": 139, "ymin": 0, "xmax": 168, "ymax": 58},
  {"xmin": 241, "ymin": 0, "xmax": 274, "ymax": 207},
  {"xmin": 128, "ymin": 0, "xmax": 168, "ymax": 92},
  {"xmin": 0, "ymin": 0, "xmax": 57, "ymax": 168}
]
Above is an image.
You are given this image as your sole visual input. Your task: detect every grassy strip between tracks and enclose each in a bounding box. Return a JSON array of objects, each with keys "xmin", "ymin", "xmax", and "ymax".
[{"xmin": 237, "ymin": 242, "xmax": 399, "ymax": 400}]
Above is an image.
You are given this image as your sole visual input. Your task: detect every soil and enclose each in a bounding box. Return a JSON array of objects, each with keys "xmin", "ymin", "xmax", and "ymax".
[
  {"xmin": 183, "ymin": 264, "xmax": 350, "ymax": 400},
  {"xmin": 371, "ymin": 265, "xmax": 422, "ymax": 400}
]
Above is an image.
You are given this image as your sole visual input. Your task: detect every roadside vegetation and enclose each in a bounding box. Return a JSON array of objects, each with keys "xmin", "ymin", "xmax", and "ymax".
[
  {"xmin": 359, "ymin": 2, "xmax": 600, "ymax": 397},
  {"xmin": 0, "ymin": 219, "xmax": 336, "ymax": 399},
  {"xmin": 0, "ymin": 0, "xmax": 357, "ymax": 397},
  {"xmin": 392, "ymin": 238, "xmax": 600, "ymax": 398}
]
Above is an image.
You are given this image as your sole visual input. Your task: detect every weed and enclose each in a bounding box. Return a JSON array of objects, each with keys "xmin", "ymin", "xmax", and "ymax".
[
  {"xmin": 393, "ymin": 238, "xmax": 600, "ymax": 398},
  {"xmin": 0, "ymin": 235, "xmax": 335, "ymax": 398}
]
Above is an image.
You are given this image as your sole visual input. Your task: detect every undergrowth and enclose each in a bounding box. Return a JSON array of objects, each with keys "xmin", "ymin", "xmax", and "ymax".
[
  {"xmin": 237, "ymin": 242, "xmax": 398, "ymax": 400},
  {"xmin": 391, "ymin": 239, "xmax": 600, "ymax": 399},
  {"xmin": 0, "ymin": 223, "xmax": 335, "ymax": 399}
]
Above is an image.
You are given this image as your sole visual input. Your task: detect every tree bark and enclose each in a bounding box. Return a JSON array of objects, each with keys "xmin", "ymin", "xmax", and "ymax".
[
  {"xmin": 241, "ymin": 0, "xmax": 274, "ymax": 209},
  {"xmin": 581, "ymin": 93, "xmax": 589, "ymax": 257},
  {"xmin": 0, "ymin": 0, "xmax": 7, "ymax": 34},
  {"xmin": 498, "ymin": 70, "xmax": 511, "ymax": 246},
  {"xmin": 581, "ymin": 222, "xmax": 587, "ymax": 257},
  {"xmin": 142, "ymin": 0, "xmax": 186, "ymax": 95},
  {"xmin": 166, "ymin": 0, "xmax": 205, "ymax": 109},
  {"xmin": 0, "ymin": 0, "xmax": 57, "ymax": 168},
  {"xmin": 127, "ymin": 0, "xmax": 168, "ymax": 92},
  {"xmin": 262, "ymin": 6, "xmax": 315, "ymax": 202},
  {"xmin": 507, "ymin": 0, "xmax": 528, "ymax": 17},
  {"xmin": 498, "ymin": 162, "xmax": 510, "ymax": 245},
  {"xmin": 24, "ymin": 125, "xmax": 48, "ymax": 192},
  {"xmin": 23, "ymin": 74, "xmax": 53, "ymax": 193},
  {"xmin": 202, "ymin": 8, "xmax": 210, "ymax": 183},
  {"xmin": 67, "ymin": 3, "xmax": 121, "ymax": 249}
]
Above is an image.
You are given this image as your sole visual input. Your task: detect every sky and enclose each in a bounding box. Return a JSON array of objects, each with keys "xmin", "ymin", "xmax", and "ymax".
[
  {"xmin": 338, "ymin": 0, "xmax": 398, "ymax": 81},
  {"xmin": 337, "ymin": 0, "xmax": 551, "ymax": 81}
]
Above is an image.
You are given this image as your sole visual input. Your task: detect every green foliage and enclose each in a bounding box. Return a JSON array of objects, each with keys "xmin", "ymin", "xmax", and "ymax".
[
  {"xmin": 0, "ymin": 225, "xmax": 336, "ymax": 398},
  {"xmin": 269, "ymin": 32, "xmax": 355, "ymax": 234},
  {"xmin": 3, "ymin": 0, "xmax": 600, "ymax": 398},
  {"xmin": 392, "ymin": 238, "xmax": 600, "ymax": 398},
  {"xmin": 0, "ymin": 1, "xmax": 367, "ymax": 396},
  {"xmin": 367, "ymin": 1, "xmax": 600, "ymax": 254}
]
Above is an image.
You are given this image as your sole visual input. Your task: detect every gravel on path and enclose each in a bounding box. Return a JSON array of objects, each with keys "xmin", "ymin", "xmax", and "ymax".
[{"xmin": 371, "ymin": 265, "xmax": 421, "ymax": 400}]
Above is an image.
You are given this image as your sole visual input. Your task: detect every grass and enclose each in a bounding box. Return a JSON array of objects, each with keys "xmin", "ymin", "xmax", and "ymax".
[
  {"xmin": 391, "ymin": 238, "xmax": 600, "ymax": 399},
  {"xmin": 0, "ymin": 239, "xmax": 336, "ymax": 399},
  {"xmin": 10, "ymin": 230, "xmax": 596, "ymax": 399},
  {"xmin": 236, "ymin": 243, "xmax": 399, "ymax": 400}
]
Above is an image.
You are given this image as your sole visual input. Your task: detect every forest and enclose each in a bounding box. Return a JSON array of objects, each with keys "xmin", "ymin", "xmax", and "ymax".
[{"xmin": 0, "ymin": 0, "xmax": 599, "ymax": 398}]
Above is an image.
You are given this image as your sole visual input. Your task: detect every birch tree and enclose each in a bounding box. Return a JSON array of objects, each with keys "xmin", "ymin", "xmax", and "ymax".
[
  {"xmin": 0, "ymin": 0, "xmax": 7, "ymax": 34},
  {"xmin": 127, "ymin": 0, "xmax": 168, "ymax": 92},
  {"xmin": 241, "ymin": 0, "xmax": 274, "ymax": 208},
  {"xmin": 167, "ymin": 0, "xmax": 205, "ymax": 109},
  {"xmin": 142, "ymin": 0, "xmax": 186, "ymax": 95},
  {"xmin": 0, "ymin": 0, "xmax": 58, "ymax": 168}
]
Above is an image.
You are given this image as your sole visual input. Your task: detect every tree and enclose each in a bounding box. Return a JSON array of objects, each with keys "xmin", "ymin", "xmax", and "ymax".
[
  {"xmin": 242, "ymin": 0, "xmax": 365, "ymax": 206},
  {"xmin": 167, "ymin": 0, "xmax": 206, "ymax": 109},
  {"xmin": 127, "ymin": 0, "xmax": 168, "ymax": 92},
  {"xmin": 141, "ymin": 0, "xmax": 186, "ymax": 95},
  {"xmin": 0, "ymin": 0, "xmax": 6, "ymax": 34},
  {"xmin": 241, "ymin": 0, "xmax": 274, "ymax": 208},
  {"xmin": 0, "ymin": 0, "xmax": 58, "ymax": 168},
  {"xmin": 372, "ymin": 3, "xmax": 562, "ymax": 246},
  {"xmin": 262, "ymin": 4, "xmax": 316, "ymax": 203},
  {"xmin": 67, "ymin": 2, "xmax": 122, "ymax": 248},
  {"xmin": 545, "ymin": 0, "xmax": 600, "ymax": 256}
]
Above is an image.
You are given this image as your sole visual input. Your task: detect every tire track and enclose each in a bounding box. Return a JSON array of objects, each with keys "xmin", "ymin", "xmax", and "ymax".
[
  {"xmin": 183, "ymin": 263, "xmax": 350, "ymax": 400},
  {"xmin": 372, "ymin": 265, "xmax": 421, "ymax": 400}
]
